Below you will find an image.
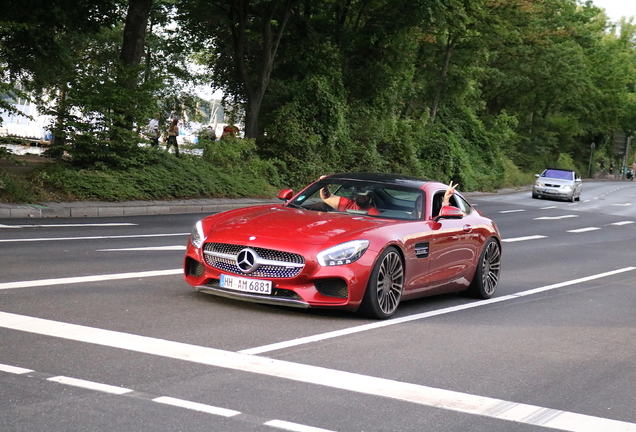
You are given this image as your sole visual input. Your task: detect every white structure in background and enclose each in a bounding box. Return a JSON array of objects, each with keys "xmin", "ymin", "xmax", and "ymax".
[
  {"xmin": 0, "ymin": 95, "xmax": 52, "ymax": 142},
  {"xmin": 1, "ymin": 86, "xmax": 242, "ymax": 155}
]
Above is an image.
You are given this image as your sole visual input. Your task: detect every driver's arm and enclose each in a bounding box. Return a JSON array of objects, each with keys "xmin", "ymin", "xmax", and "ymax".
[{"xmin": 320, "ymin": 186, "xmax": 342, "ymax": 210}]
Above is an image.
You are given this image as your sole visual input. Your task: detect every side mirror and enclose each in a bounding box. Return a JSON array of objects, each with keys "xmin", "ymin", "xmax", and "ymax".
[
  {"xmin": 575, "ymin": 177, "xmax": 581, "ymax": 182},
  {"xmin": 434, "ymin": 205, "xmax": 464, "ymax": 222},
  {"xmin": 277, "ymin": 189, "xmax": 294, "ymax": 201},
  {"xmin": 535, "ymin": 174, "xmax": 540, "ymax": 178}
]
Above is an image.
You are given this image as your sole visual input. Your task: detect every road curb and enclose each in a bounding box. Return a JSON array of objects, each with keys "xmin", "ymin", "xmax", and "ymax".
[{"xmin": 0, "ymin": 199, "xmax": 280, "ymax": 219}]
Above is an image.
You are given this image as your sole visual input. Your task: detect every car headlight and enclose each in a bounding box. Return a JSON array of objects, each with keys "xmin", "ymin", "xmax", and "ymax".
[
  {"xmin": 562, "ymin": 185, "xmax": 573, "ymax": 190},
  {"xmin": 190, "ymin": 220, "xmax": 205, "ymax": 249},
  {"xmin": 535, "ymin": 181, "xmax": 544, "ymax": 187},
  {"xmin": 317, "ymin": 240, "xmax": 369, "ymax": 266}
]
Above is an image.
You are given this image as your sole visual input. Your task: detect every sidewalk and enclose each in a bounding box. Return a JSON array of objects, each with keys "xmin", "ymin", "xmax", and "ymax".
[{"xmin": 0, "ymin": 197, "xmax": 280, "ymax": 219}]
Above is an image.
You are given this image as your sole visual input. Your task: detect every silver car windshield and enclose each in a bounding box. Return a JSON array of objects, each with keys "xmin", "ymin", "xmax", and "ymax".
[{"xmin": 542, "ymin": 169, "xmax": 574, "ymax": 180}]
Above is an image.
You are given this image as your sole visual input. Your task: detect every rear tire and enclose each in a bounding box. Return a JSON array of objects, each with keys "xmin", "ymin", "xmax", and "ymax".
[
  {"xmin": 466, "ymin": 238, "xmax": 501, "ymax": 299},
  {"xmin": 358, "ymin": 247, "xmax": 404, "ymax": 319}
]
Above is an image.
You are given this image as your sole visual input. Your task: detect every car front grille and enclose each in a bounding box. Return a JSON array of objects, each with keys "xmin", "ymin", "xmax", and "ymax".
[{"xmin": 203, "ymin": 242, "xmax": 305, "ymax": 278}]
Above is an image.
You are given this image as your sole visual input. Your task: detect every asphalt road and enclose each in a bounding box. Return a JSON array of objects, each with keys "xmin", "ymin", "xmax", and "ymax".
[{"xmin": 1, "ymin": 180, "xmax": 635, "ymax": 432}]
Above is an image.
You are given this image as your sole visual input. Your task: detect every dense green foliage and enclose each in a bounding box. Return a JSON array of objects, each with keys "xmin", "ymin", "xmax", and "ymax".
[
  {"xmin": 2, "ymin": 0, "xmax": 636, "ymax": 202},
  {"xmin": 0, "ymin": 144, "xmax": 278, "ymax": 203}
]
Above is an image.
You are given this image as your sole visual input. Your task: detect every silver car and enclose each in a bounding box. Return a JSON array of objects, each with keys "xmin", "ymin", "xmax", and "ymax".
[{"xmin": 532, "ymin": 168, "xmax": 582, "ymax": 202}]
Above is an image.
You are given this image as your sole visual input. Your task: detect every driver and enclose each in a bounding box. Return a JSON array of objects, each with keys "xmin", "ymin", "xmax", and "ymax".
[{"xmin": 320, "ymin": 186, "xmax": 381, "ymax": 215}]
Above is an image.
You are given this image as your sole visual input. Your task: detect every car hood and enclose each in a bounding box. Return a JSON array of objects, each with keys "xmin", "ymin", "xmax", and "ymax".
[{"xmin": 203, "ymin": 205, "xmax": 393, "ymax": 246}]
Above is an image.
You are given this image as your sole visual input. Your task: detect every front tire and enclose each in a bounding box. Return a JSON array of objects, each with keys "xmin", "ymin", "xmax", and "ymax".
[
  {"xmin": 466, "ymin": 238, "xmax": 501, "ymax": 299},
  {"xmin": 358, "ymin": 247, "xmax": 404, "ymax": 319}
]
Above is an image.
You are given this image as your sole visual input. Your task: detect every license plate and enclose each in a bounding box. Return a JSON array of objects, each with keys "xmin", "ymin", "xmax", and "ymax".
[{"xmin": 220, "ymin": 274, "xmax": 272, "ymax": 295}]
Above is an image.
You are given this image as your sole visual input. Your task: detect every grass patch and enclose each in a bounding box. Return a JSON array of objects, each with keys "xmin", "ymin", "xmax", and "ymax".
[{"xmin": 3, "ymin": 150, "xmax": 280, "ymax": 203}]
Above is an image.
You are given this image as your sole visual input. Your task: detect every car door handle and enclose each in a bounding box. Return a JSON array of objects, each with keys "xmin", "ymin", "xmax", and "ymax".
[{"xmin": 463, "ymin": 224, "xmax": 472, "ymax": 233}]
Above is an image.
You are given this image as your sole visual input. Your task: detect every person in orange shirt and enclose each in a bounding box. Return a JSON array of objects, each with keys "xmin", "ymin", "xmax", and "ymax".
[{"xmin": 320, "ymin": 187, "xmax": 381, "ymax": 215}]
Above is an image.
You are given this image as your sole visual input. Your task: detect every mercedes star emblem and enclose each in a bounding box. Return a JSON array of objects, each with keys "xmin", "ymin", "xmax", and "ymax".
[{"xmin": 236, "ymin": 248, "xmax": 259, "ymax": 274}]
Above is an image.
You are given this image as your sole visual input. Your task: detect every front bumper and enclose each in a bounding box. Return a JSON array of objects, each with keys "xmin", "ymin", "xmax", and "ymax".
[
  {"xmin": 533, "ymin": 185, "xmax": 573, "ymax": 200},
  {"xmin": 183, "ymin": 242, "xmax": 374, "ymax": 311}
]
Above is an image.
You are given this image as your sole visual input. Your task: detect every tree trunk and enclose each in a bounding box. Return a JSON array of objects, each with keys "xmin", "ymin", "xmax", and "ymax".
[
  {"xmin": 230, "ymin": 0, "xmax": 293, "ymax": 139},
  {"xmin": 121, "ymin": 0, "xmax": 153, "ymax": 70},
  {"xmin": 116, "ymin": 0, "xmax": 152, "ymax": 131},
  {"xmin": 430, "ymin": 37, "xmax": 456, "ymax": 124}
]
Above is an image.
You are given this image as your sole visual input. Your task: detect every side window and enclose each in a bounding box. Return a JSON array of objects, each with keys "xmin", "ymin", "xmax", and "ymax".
[
  {"xmin": 453, "ymin": 194, "xmax": 472, "ymax": 215},
  {"xmin": 431, "ymin": 192, "xmax": 444, "ymax": 218},
  {"xmin": 431, "ymin": 191, "xmax": 471, "ymax": 217}
]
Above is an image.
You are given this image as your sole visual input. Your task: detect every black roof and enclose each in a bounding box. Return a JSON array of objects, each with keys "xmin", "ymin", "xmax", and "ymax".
[{"xmin": 325, "ymin": 172, "xmax": 430, "ymax": 188}]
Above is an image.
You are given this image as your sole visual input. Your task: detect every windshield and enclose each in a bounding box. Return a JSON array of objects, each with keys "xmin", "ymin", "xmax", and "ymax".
[
  {"xmin": 288, "ymin": 179, "xmax": 424, "ymax": 220},
  {"xmin": 542, "ymin": 169, "xmax": 574, "ymax": 180}
]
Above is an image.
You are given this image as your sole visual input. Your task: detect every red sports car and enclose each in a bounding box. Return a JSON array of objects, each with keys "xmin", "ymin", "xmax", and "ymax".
[{"xmin": 184, "ymin": 173, "xmax": 501, "ymax": 319}]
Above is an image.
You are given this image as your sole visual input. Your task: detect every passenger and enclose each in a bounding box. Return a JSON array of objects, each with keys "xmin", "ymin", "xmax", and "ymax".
[{"xmin": 320, "ymin": 186, "xmax": 381, "ymax": 215}]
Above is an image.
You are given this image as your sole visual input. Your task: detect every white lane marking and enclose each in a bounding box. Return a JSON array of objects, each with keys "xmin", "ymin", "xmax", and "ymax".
[
  {"xmin": 153, "ymin": 396, "xmax": 241, "ymax": 417},
  {"xmin": 512, "ymin": 268, "xmax": 636, "ymax": 297},
  {"xmin": 264, "ymin": 419, "xmax": 336, "ymax": 432},
  {"xmin": 0, "ymin": 269, "xmax": 182, "ymax": 291},
  {"xmin": 499, "ymin": 209, "xmax": 525, "ymax": 214},
  {"xmin": 96, "ymin": 246, "xmax": 187, "ymax": 252},
  {"xmin": 0, "ymin": 363, "xmax": 327, "ymax": 431},
  {"xmin": 612, "ymin": 203, "xmax": 632, "ymax": 207},
  {"xmin": 241, "ymin": 267, "xmax": 636, "ymax": 355},
  {"xmin": 502, "ymin": 235, "xmax": 547, "ymax": 243},
  {"xmin": 2, "ymin": 304, "xmax": 636, "ymax": 432},
  {"xmin": 242, "ymin": 297, "xmax": 515, "ymax": 355},
  {"xmin": 0, "ymin": 233, "xmax": 189, "ymax": 243},
  {"xmin": 534, "ymin": 215, "xmax": 579, "ymax": 220},
  {"xmin": 611, "ymin": 221, "xmax": 635, "ymax": 226},
  {"xmin": 540, "ymin": 206, "xmax": 557, "ymax": 209},
  {"xmin": 567, "ymin": 227, "xmax": 601, "ymax": 233},
  {"xmin": 0, "ymin": 363, "xmax": 33, "ymax": 374},
  {"xmin": 0, "ymin": 223, "xmax": 137, "ymax": 229},
  {"xmin": 47, "ymin": 376, "xmax": 133, "ymax": 395}
]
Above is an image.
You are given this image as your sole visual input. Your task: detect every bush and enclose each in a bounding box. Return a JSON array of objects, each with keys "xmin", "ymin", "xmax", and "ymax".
[{"xmin": 33, "ymin": 149, "xmax": 279, "ymax": 201}]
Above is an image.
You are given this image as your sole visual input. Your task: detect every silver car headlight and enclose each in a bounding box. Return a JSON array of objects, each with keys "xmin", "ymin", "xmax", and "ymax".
[
  {"xmin": 562, "ymin": 185, "xmax": 573, "ymax": 191},
  {"xmin": 535, "ymin": 181, "xmax": 544, "ymax": 187},
  {"xmin": 317, "ymin": 240, "xmax": 369, "ymax": 266},
  {"xmin": 190, "ymin": 220, "xmax": 205, "ymax": 249}
]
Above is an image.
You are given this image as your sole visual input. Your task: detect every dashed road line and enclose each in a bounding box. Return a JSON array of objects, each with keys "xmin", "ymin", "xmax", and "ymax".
[
  {"xmin": 0, "ymin": 364, "xmax": 33, "ymax": 374},
  {"xmin": 611, "ymin": 221, "xmax": 635, "ymax": 226},
  {"xmin": 0, "ymin": 363, "xmax": 333, "ymax": 432},
  {"xmin": 0, "ymin": 269, "xmax": 182, "ymax": 291},
  {"xmin": 0, "ymin": 233, "xmax": 189, "ymax": 243},
  {"xmin": 502, "ymin": 235, "xmax": 547, "ymax": 243},
  {"xmin": 567, "ymin": 227, "xmax": 601, "ymax": 233},
  {"xmin": 499, "ymin": 209, "xmax": 525, "ymax": 214},
  {"xmin": 264, "ymin": 420, "xmax": 336, "ymax": 432},
  {"xmin": 534, "ymin": 215, "xmax": 579, "ymax": 220},
  {"xmin": 96, "ymin": 246, "xmax": 187, "ymax": 252},
  {"xmin": 152, "ymin": 396, "xmax": 241, "ymax": 417},
  {"xmin": 47, "ymin": 376, "xmax": 133, "ymax": 394},
  {"xmin": 0, "ymin": 223, "xmax": 137, "ymax": 229}
]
